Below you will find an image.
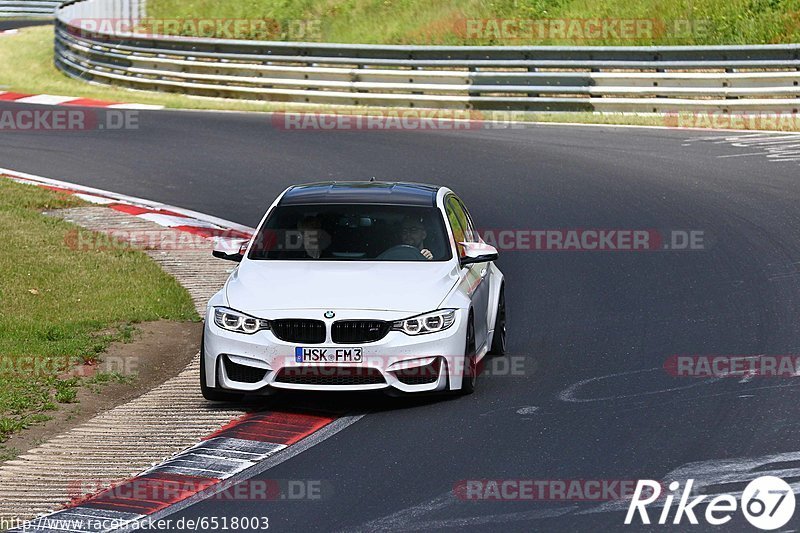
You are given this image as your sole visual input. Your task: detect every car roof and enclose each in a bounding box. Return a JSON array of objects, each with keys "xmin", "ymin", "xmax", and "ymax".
[{"xmin": 279, "ymin": 181, "xmax": 441, "ymax": 207}]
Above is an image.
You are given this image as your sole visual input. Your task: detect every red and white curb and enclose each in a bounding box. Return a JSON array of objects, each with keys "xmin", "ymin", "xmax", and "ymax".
[
  {"xmin": 9, "ymin": 412, "xmax": 342, "ymax": 532},
  {"xmin": 0, "ymin": 167, "xmax": 254, "ymax": 248},
  {"xmin": 0, "ymin": 91, "xmax": 163, "ymax": 110},
  {"xmin": 0, "ymin": 29, "xmax": 20, "ymax": 36},
  {"xmin": 9, "ymin": 411, "xmax": 353, "ymax": 532}
]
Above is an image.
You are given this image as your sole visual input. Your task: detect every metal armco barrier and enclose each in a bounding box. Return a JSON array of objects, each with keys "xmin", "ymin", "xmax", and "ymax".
[
  {"xmin": 1, "ymin": 0, "xmax": 61, "ymax": 18},
  {"xmin": 55, "ymin": 0, "xmax": 800, "ymax": 112}
]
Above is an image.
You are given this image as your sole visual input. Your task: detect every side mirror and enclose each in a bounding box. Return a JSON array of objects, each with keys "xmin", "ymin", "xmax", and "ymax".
[
  {"xmin": 458, "ymin": 242, "xmax": 499, "ymax": 267},
  {"xmin": 212, "ymin": 237, "xmax": 249, "ymax": 263}
]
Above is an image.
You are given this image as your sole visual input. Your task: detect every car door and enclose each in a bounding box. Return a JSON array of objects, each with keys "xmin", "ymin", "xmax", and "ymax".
[{"xmin": 446, "ymin": 195, "xmax": 490, "ymax": 351}]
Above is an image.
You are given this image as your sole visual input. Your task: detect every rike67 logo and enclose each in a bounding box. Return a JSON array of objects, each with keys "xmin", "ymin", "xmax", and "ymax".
[{"xmin": 625, "ymin": 476, "xmax": 795, "ymax": 530}]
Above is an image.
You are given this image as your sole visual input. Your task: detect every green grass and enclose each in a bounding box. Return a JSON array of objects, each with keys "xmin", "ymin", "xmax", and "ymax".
[
  {"xmin": 0, "ymin": 445, "xmax": 20, "ymax": 462},
  {"xmin": 0, "ymin": 179, "xmax": 197, "ymax": 441},
  {"xmin": 147, "ymin": 0, "xmax": 800, "ymax": 45},
  {"xmin": 0, "ymin": 26, "xmax": 290, "ymax": 111},
  {"xmin": 85, "ymin": 371, "xmax": 135, "ymax": 394}
]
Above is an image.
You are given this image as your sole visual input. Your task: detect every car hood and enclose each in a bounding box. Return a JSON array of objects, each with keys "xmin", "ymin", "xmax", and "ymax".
[{"xmin": 226, "ymin": 260, "xmax": 460, "ymax": 314}]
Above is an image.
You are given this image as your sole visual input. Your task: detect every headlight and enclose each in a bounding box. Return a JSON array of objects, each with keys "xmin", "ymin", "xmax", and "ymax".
[
  {"xmin": 213, "ymin": 307, "xmax": 270, "ymax": 334},
  {"xmin": 392, "ymin": 309, "xmax": 456, "ymax": 335}
]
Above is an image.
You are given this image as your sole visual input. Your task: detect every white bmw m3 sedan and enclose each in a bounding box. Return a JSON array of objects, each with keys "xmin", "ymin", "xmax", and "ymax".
[{"xmin": 201, "ymin": 181, "xmax": 506, "ymax": 399}]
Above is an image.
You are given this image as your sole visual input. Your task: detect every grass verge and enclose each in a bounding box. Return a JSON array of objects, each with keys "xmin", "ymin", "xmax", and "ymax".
[
  {"xmin": 147, "ymin": 0, "xmax": 800, "ymax": 45},
  {"xmin": 0, "ymin": 178, "xmax": 197, "ymax": 442},
  {"xmin": 0, "ymin": 26, "xmax": 284, "ymax": 111},
  {"xmin": 0, "ymin": 26, "xmax": 798, "ymax": 131}
]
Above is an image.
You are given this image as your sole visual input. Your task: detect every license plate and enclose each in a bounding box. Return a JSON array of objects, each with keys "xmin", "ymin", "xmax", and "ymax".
[{"xmin": 295, "ymin": 347, "xmax": 363, "ymax": 363}]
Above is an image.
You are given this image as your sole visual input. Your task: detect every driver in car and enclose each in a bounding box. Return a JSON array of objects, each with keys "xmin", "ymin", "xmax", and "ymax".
[
  {"xmin": 298, "ymin": 215, "xmax": 331, "ymax": 259},
  {"xmin": 400, "ymin": 216, "xmax": 433, "ymax": 260}
]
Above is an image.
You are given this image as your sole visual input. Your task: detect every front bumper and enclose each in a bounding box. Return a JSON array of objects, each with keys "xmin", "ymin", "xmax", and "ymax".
[{"xmin": 203, "ymin": 308, "xmax": 468, "ymax": 394}]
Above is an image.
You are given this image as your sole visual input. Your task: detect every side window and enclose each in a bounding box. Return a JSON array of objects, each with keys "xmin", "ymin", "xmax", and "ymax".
[
  {"xmin": 445, "ymin": 197, "xmax": 466, "ymax": 245},
  {"xmin": 455, "ymin": 199, "xmax": 478, "ymax": 242}
]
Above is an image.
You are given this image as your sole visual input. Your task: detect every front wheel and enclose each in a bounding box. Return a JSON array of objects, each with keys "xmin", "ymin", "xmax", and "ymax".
[
  {"xmin": 489, "ymin": 284, "xmax": 506, "ymax": 356},
  {"xmin": 458, "ymin": 314, "xmax": 477, "ymax": 395}
]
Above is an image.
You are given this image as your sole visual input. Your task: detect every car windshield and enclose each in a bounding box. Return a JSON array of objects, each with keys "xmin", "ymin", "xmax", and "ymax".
[{"xmin": 248, "ymin": 204, "xmax": 451, "ymax": 261}]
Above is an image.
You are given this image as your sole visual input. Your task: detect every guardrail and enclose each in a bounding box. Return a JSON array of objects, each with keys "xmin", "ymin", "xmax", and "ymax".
[
  {"xmin": 54, "ymin": 0, "xmax": 800, "ymax": 112},
  {"xmin": 1, "ymin": 0, "xmax": 61, "ymax": 18}
]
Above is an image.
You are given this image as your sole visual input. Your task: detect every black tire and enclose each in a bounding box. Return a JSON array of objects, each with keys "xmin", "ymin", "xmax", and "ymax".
[
  {"xmin": 459, "ymin": 313, "xmax": 477, "ymax": 395},
  {"xmin": 489, "ymin": 284, "xmax": 507, "ymax": 356},
  {"xmin": 200, "ymin": 334, "xmax": 243, "ymax": 402}
]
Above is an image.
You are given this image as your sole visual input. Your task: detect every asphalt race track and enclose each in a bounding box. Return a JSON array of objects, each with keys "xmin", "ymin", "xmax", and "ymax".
[
  {"xmin": 0, "ymin": 19, "xmax": 50, "ymax": 31},
  {"xmin": 3, "ymin": 102, "xmax": 800, "ymax": 531}
]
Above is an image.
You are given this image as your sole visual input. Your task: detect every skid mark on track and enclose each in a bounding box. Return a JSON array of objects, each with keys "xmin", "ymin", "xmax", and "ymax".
[
  {"xmin": 766, "ymin": 261, "xmax": 800, "ymax": 282},
  {"xmin": 684, "ymin": 132, "xmax": 800, "ymax": 164},
  {"xmin": 557, "ymin": 367, "xmax": 720, "ymax": 404},
  {"xmin": 582, "ymin": 451, "xmax": 800, "ymax": 516},
  {"xmin": 557, "ymin": 365, "xmax": 800, "ymax": 409},
  {"xmin": 353, "ymin": 451, "xmax": 800, "ymax": 530}
]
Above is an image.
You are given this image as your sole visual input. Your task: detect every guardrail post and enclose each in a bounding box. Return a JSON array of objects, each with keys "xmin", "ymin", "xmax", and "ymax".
[{"xmin": 526, "ymin": 65, "xmax": 539, "ymax": 99}]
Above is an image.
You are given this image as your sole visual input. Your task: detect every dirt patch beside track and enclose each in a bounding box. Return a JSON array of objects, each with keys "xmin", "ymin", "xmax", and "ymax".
[{"xmin": 1, "ymin": 320, "xmax": 202, "ymax": 462}]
